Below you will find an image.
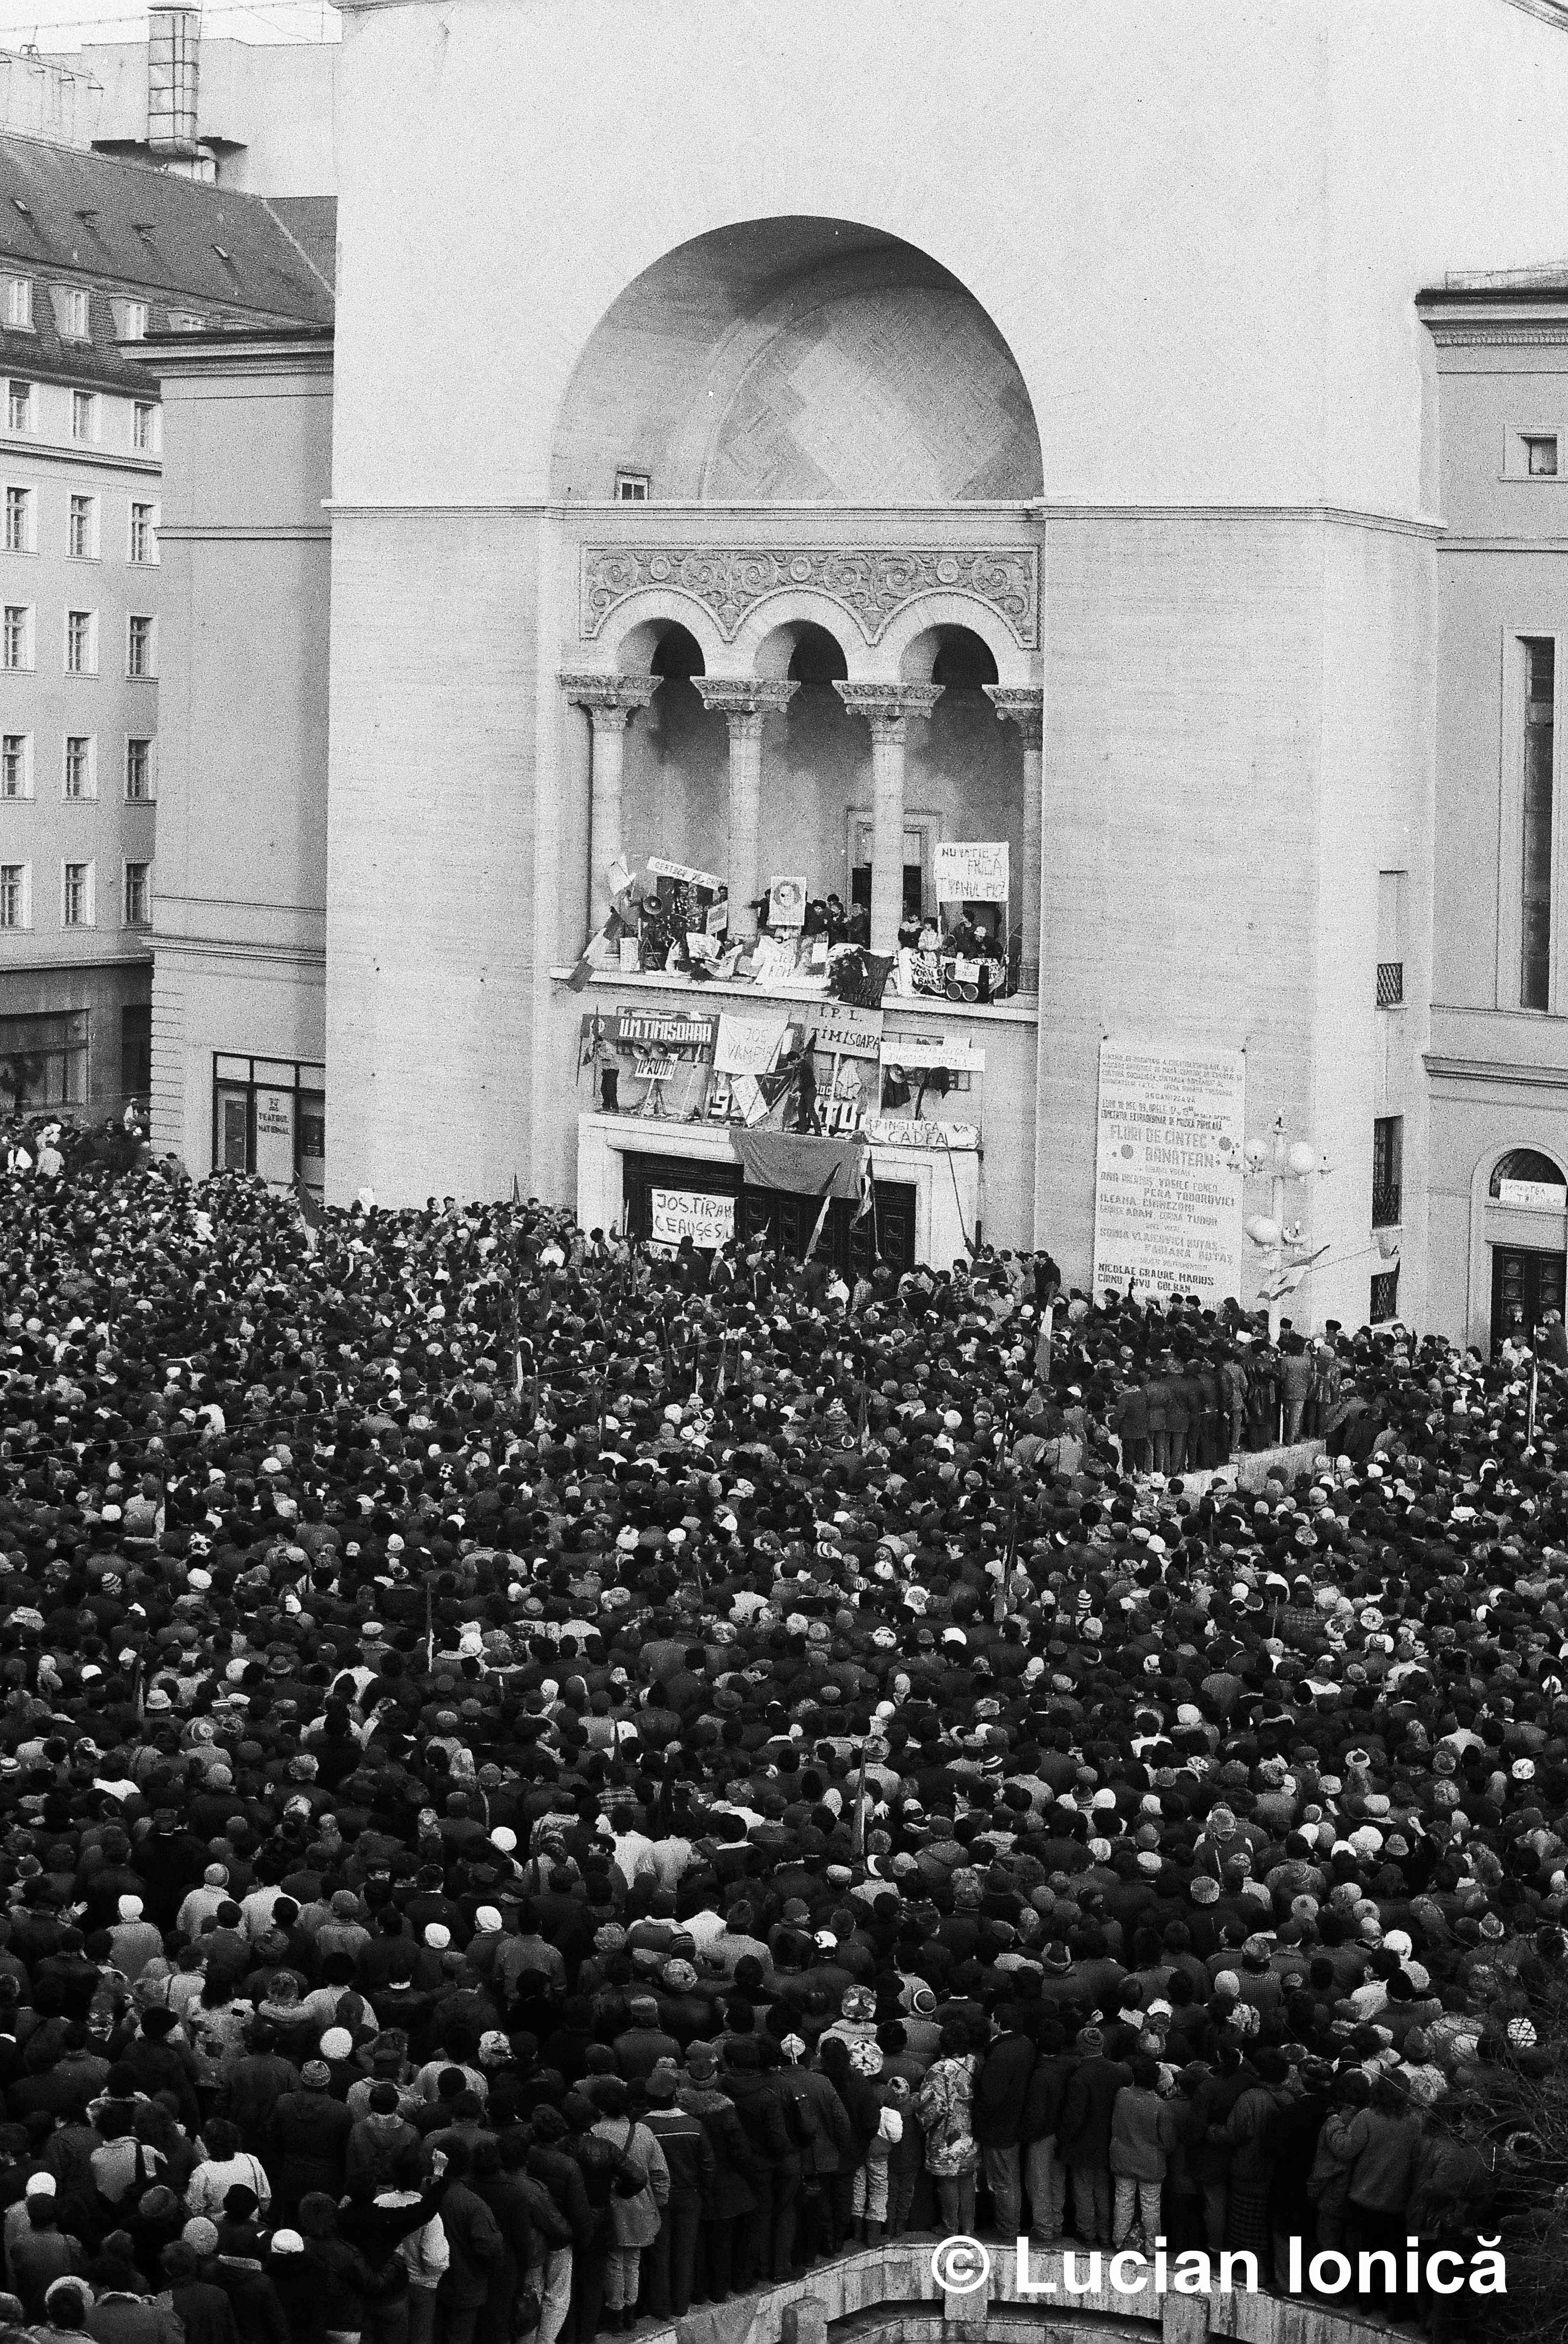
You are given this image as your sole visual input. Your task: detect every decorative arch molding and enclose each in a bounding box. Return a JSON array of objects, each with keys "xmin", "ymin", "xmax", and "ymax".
[
  {"xmin": 881, "ymin": 596, "xmax": 1038, "ymax": 688},
  {"xmin": 571, "ymin": 589, "xmax": 729, "ymax": 677},
  {"xmin": 578, "ymin": 543, "xmax": 1040, "ymax": 656}
]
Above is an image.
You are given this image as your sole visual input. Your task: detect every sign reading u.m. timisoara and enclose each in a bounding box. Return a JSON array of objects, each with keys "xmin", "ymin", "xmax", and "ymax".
[{"xmin": 1092, "ymin": 1039, "xmax": 1245, "ymax": 1310}]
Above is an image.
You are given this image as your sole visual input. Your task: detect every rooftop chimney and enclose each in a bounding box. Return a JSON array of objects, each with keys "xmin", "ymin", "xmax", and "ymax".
[{"xmin": 147, "ymin": 3, "xmax": 199, "ymax": 157}]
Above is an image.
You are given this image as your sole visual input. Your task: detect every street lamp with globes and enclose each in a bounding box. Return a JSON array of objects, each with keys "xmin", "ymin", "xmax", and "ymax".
[{"xmin": 1243, "ymin": 1112, "xmax": 1333, "ymax": 1342}]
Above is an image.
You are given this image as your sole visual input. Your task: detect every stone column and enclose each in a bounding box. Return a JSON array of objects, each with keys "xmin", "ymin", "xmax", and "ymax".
[
  {"xmin": 561, "ymin": 673, "xmax": 658, "ymax": 934},
  {"xmin": 984, "ymin": 683, "xmax": 1044, "ymax": 989},
  {"xmin": 692, "ymin": 677, "xmax": 799, "ymax": 941},
  {"xmin": 834, "ymin": 683, "xmax": 942, "ymax": 953}
]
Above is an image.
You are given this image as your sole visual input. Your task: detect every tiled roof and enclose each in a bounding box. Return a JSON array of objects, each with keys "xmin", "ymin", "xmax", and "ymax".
[{"xmin": 0, "ymin": 131, "xmax": 333, "ymax": 395}]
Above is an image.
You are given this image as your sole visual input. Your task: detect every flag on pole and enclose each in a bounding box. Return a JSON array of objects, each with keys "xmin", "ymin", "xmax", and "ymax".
[
  {"xmin": 1530, "ymin": 1356, "xmax": 1539, "ymax": 1447},
  {"xmin": 804, "ymin": 1185, "xmax": 834, "ymax": 1261},
  {"xmin": 851, "ymin": 1743, "xmax": 869, "ymax": 1856},
  {"xmin": 294, "ymin": 1175, "xmax": 323, "ymax": 1255},
  {"xmin": 716, "ymin": 1336, "xmax": 728, "ymax": 1400},
  {"xmin": 512, "ymin": 1173, "xmax": 521, "ymax": 1206},
  {"xmin": 425, "ymin": 1586, "xmax": 435, "ymax": 1675},
  {"xmin": 856, "ymin": 1383, "xmax": 870, "ymax": 1454}
]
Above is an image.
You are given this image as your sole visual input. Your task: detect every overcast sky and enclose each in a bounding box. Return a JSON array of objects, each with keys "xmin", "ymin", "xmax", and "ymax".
[{"xmin": 1, "ymin": 0, "xmax": 337, "ymax": 49}]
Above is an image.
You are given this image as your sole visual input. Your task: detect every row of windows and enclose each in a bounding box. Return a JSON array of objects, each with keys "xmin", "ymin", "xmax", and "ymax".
[
  {"xmin": 4, "ymin": 276, "xmax": 205, "ymax": 343},
  {"xmin": 4, "ymin": 487, "xmax": 158, "ymax": 563},
  {"xmin": 1, "ymin": 735, "xmax": 154, "ymax": 801},
  {"xmin": 0, "ymin": 860, "xmax": 150, "ymax": 930},
  {"xmin": 4, "ymin": 381, "xmax": 158, "ymax": 454},
  {"xmin": 1, "ymin": 607, "xmax": 156, "ymax": 676}
]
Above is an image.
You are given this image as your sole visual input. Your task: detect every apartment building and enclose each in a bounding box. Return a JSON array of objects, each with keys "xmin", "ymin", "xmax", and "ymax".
[{"xmin": 0, "ymin": 131, "xmax": 332, "ymax": 1118}]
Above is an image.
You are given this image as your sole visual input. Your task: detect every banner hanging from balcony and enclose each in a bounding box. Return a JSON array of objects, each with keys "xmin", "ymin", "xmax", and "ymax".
[
  {"xmin": 935, "ymin": 841, "xmax": 1009, "ymax": 903},
  {"xmin": 1092, "ymin": 1038, "xmax": 1245, "ymax": 1312}
]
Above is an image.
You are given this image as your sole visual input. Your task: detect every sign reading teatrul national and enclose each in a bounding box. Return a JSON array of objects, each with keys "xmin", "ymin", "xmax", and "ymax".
[
  {"xmin": 613, "ymin": 1009, "xmax": 717, "ymax": 1051},
  {"xmin": 1092, "ymin": 1039, "xmax": 1245, "ymax": 1309},
  {"xmin": 650, "ymin": 1188, "xmax": 735, "ymax": 1250},
  {"xmin": 1498, "ymin": 1177, "xmax": 1568, "ymax": 1212}
]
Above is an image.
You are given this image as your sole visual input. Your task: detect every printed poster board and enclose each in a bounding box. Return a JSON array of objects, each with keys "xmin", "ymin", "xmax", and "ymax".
[
  {"xmin": 254, "ymin": 1088, "xmax": 295, "ymax": 1187},
  {"xmin": 650, "ymin": 1188, "xmax": 735, "ymax": 1250},
  {"xmin": 1092, "ymin": 1039, "xmax": 1245, "ymax": 1309}
]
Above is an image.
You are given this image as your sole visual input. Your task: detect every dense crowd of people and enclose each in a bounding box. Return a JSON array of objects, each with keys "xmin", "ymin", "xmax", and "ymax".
[{"xmin": 0, "ymin": 1133, "xmax": 1559, "ymax": 2344}]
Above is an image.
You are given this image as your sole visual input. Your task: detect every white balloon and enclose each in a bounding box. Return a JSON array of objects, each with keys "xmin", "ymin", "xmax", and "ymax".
[
  {"xmin": 1245, "ymin": 1214, "xmax": 1281, "ymax": 1247},
  {"xmin": 1286, "ymin": 1141, "xmax": 1319, "ymax": 1177}
]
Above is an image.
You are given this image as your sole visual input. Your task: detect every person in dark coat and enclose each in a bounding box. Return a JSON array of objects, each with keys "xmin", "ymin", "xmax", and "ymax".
[
  {"xmin": 430, "ymin": 2145, "xmax": 502, "ymax": 2344},
  {"xmin": 1018, "ymin": 2016, "xmax": 1073, "ymax": 2246},
  {"xmin": 159, "ymin": 2238, "xmax": 238, "ymax": 2344},
  {"xmin": 269, "ymin": 2069, "xmax": 354, "ymax": 2222},
  {"xmin": 972, "ymin": 2009, "xmax": 1036, "ymax": 2242},
  {"xmin": 716, "ymin": 2045, "xmax": 789, "ymax": 2292},
  {"xmin": 675, "ymin": 2051, "xmax": 757, "ymax": 2306},
  {"xmin": 1055, "ymin": 2030, "xmax": 1131, "ymax": 2251},
  {"xmin": 639, "ymin": 2069, "xmax": 713, "ymax": 2319},
  {"xmin": 466, "ymin": 2137, "xmax": 533, "ymax": 2344}
]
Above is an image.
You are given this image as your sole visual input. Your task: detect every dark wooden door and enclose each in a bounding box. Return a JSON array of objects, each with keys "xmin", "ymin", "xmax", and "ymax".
[{"xmin": 1491, "ymin": 1244, "xmax": 1567, "ymax": 1353}]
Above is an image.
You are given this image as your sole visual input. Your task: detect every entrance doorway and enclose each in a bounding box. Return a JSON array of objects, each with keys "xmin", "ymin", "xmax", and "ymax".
[
  {"xmin": 740, "ymin": 1180, "xmax": 917, "ymax": 1278},
  {"xmin": 849, "ymin": 811, "xmax": 936, "ymax": 924},
  {"xmin": 1491, "ymin": 1243, "xmax": 1566, "ymax": 1353}
]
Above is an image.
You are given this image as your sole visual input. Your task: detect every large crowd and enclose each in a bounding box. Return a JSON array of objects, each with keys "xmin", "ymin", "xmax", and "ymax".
[{"xmin": 0, "ymin": 1133, "xmax": 1560, "ymax": 2344}]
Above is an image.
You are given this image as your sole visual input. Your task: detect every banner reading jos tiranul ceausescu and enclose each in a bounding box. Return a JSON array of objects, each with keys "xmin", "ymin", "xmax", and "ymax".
[{"xmin": 1092, "ymin": 1039, "xmax": 1245, "ymax": 1308}]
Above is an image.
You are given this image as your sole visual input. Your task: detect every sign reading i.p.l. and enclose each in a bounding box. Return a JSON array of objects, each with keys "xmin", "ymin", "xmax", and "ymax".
[{"xmin": 1092, "ymin": 1039, "xmax": 1245, "ymax": 1309}]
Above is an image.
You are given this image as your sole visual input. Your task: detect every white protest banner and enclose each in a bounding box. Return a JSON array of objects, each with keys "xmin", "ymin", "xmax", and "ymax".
[
  {"xmin": 769, "ymin": 875, "xmax": 808, "ymax": 929},
  {"xmin": 935, "ymin": 841, "xmax": 1009, "ymax": 902},
  {"xmin": 807, "ymin": 1002, "xmax": 884, "ymax": 1059},
  {"xmin": 650, "ymin": 1188, "xmax": 735, "ymax": 1250},
  {"xmin": 1092, "ymin": 1038, "xmax": 1245, "ymax": 1310},
  {"xmin": 632, "ymin": 1053, "xmax": 679, "ymax": 1081},
  {"xmin": 647, "ymin": 854, "xmax": 723, "ymax": 891},
  {"xmin": 863, "ymin": 1117, "xmax": 981, "ymax": 1150},
  {"xmin": 879, "ymin": 1035, "xmax": 985, "ymax": 1073},
  {"xmin": 714, "ymin": 1011, "xmax": 789, "ymax": 1077}
]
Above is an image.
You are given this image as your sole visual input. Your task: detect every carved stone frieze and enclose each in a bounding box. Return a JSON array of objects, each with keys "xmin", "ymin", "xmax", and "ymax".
[{"xmin": 580, "ymin": 544, "xmax": 1039, "ymax": 649}]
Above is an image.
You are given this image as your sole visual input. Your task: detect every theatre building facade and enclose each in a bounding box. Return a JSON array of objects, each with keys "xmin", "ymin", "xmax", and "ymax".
[{"xmin": 146, "ymin": 0, "xmax": 1568, "ymax": 1346}]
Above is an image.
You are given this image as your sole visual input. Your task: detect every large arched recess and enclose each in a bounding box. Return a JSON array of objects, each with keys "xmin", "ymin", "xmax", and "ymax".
[{"xmin": 550, "ymin": 217, "xmax": 1044, "ymax": 505}]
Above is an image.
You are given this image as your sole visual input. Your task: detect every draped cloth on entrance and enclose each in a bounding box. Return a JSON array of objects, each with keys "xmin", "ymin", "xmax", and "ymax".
[{"xmin": 730, "ymin": 1129, "xmax": 870, "ymax": 1201}]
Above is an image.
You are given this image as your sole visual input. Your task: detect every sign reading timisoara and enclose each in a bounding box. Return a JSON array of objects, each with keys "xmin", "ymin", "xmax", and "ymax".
[{"xmin": 1092, "ymin": 1040, "xmax": 1245, "ymax": 1309}]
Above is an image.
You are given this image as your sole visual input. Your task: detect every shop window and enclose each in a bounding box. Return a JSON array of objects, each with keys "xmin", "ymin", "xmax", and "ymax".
[
  {"xmin": 120, "ymin": 1004, "xmax": 150, "ymax": 1103},
  {"xmin": 211, "ymin": 1055, "xmax": 326, "ymax": 1194},
  {"xmin": 0, "ymin": 1009, "xmax": 87, "ymax": 1110}
]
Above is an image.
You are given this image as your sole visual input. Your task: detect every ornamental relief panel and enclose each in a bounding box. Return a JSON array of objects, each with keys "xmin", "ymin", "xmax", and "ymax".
[{"xmin": 579, "ymin": 544, "xmax": 1039, "ymax": 650}]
